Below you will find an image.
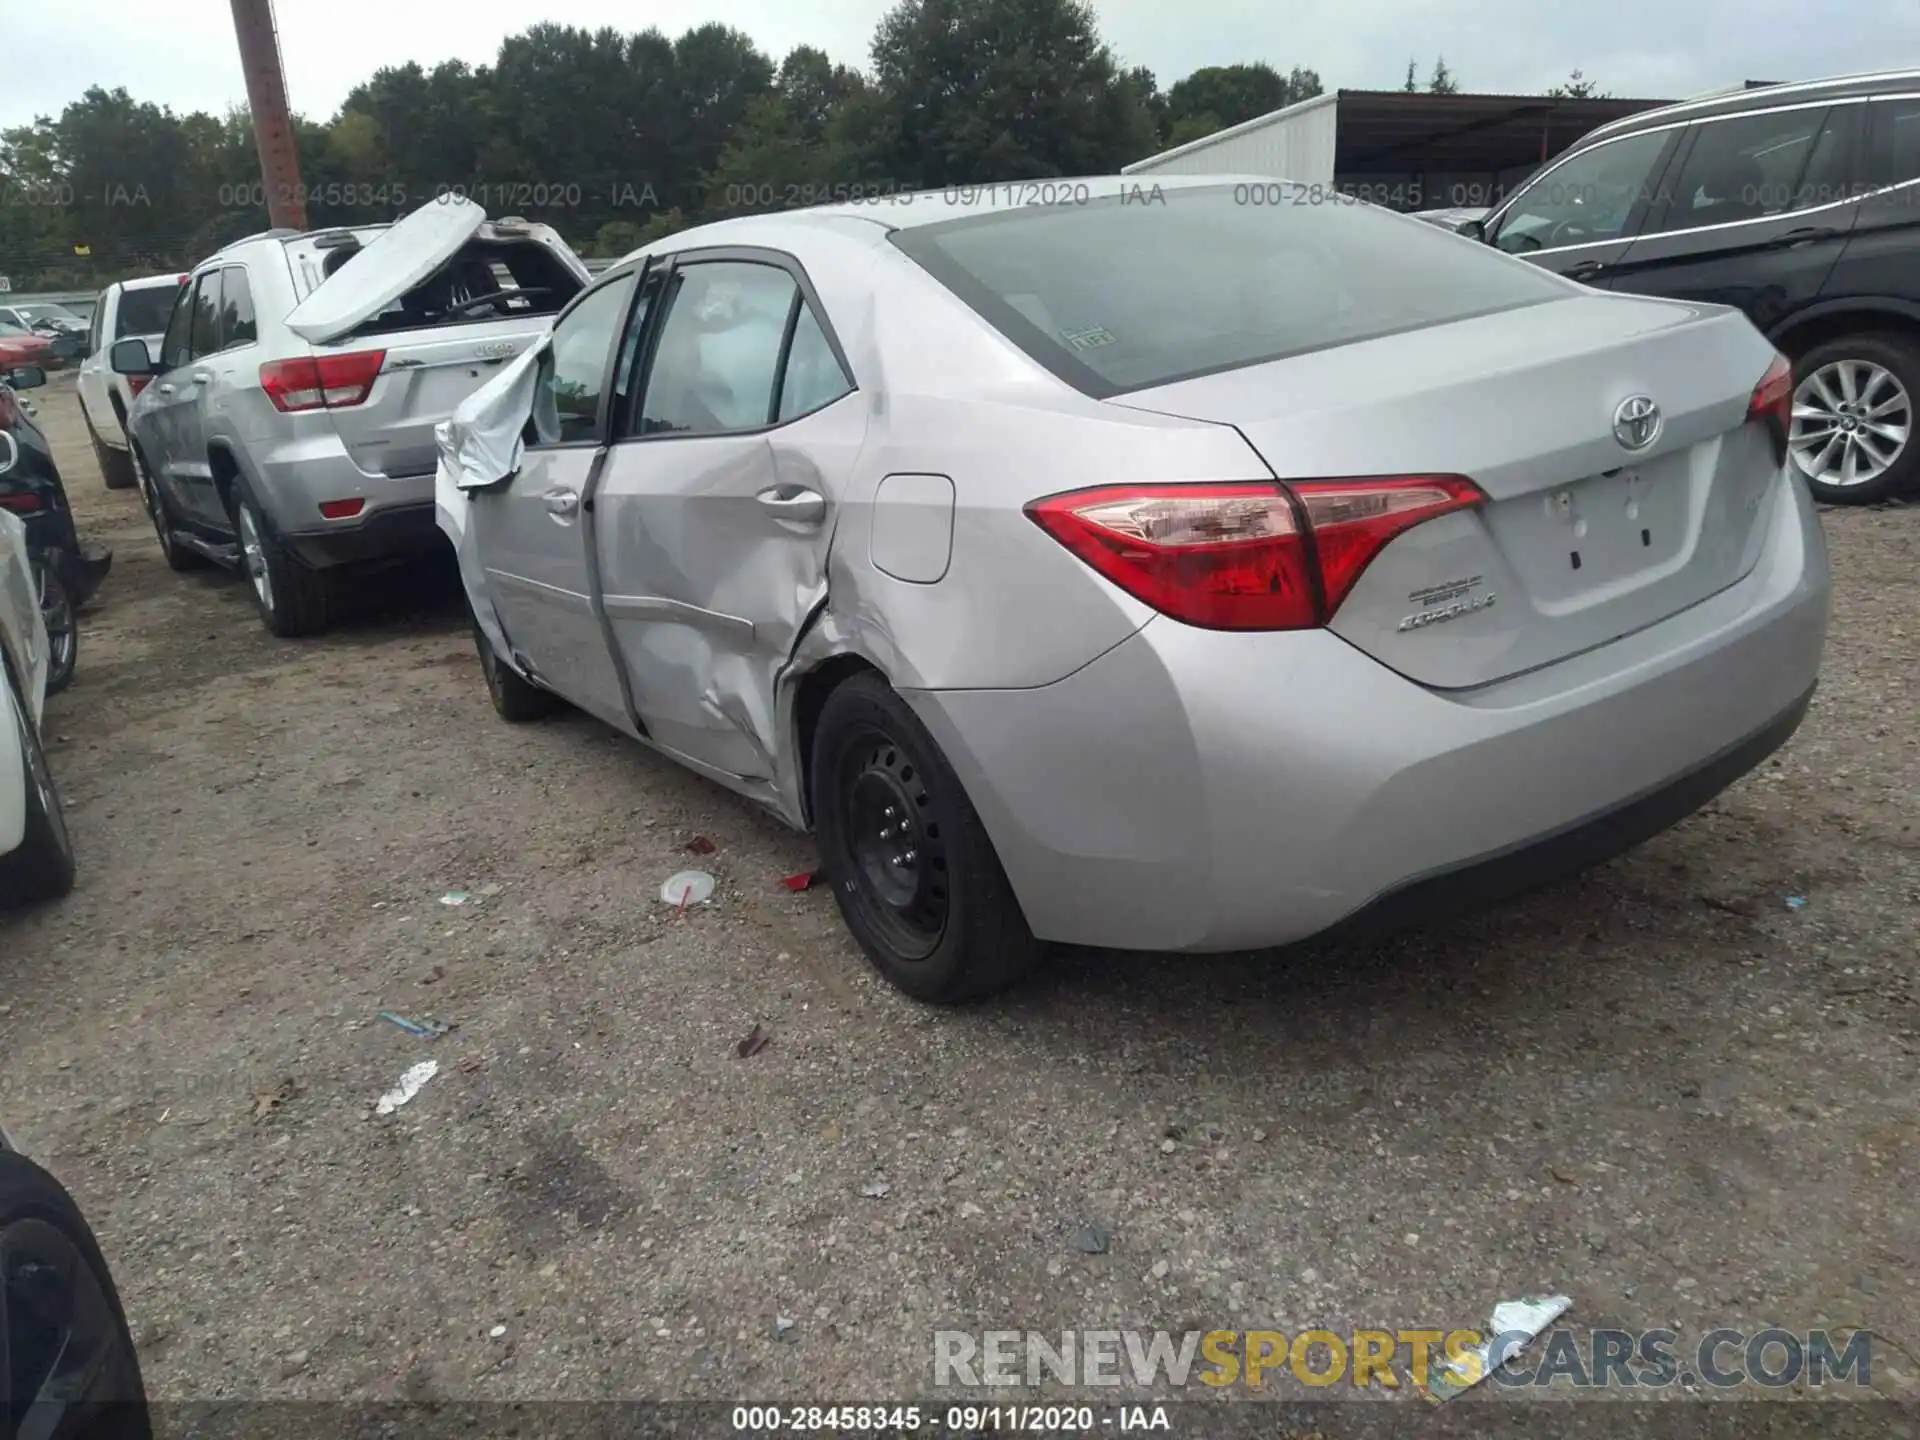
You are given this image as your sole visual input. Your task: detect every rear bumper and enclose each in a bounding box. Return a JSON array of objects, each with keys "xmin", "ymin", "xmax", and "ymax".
[
  {"xmin": 247, "ymin": 430, "xmax": 437, "ymax": 567},
  {"xmin": 1316, "ymin": 682, "xmax": 1811, "ymax": 945},
  {"xmin": 906, "ymin": 469, "xmax": 1831, "ymax": 952},
  {"xmin": 280, "ymin": 500, "xmax": 443, "ymax": 569}
]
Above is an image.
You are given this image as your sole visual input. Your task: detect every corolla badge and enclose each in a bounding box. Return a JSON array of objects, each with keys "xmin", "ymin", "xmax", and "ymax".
[
  {"xmin": 1612, "ymin": 394, "xmax": 1661, "ymax": 451},
  {"xmin": 474, "ymin": 341, "xmax": 519, "ymax": 361},
  {"xmin": 1398, "ymin": 574, "xmax": 1496, "ymax": 632}
]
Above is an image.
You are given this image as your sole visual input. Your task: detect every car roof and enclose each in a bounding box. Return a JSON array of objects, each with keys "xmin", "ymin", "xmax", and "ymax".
[
  {"xmin": 116, "ymin": 273, "xmax": 186, "ymax": 292},
  {"xmin": 1576, "ymin": 68, "xmax": 1920, "ymax": 149}
]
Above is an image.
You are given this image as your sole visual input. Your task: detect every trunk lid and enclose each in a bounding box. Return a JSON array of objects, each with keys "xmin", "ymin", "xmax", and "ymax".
[
  {"xmin": 1112, "ymin": 294, "xmax": 1782, "ymax": 689},
  {"xmin": 285, "ymin": 197, "xmax": 488, "ymax": 344}
]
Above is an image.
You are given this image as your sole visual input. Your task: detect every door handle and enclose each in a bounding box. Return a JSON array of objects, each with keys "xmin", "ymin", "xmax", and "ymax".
[
  {"xmin": 756, "ymin": 486, "xmax": 826, "ymax": 525},
  {"xmin": 1770, "ymin": 226, "xmax": 1839, "ymax": 250},
  {"xmin": 543, "ymin": 487, "xmax": 580, "ymax": 518},
  {"xmin": 190, "ymin": 370, "xmax": 213, "ymax": 385},
  {"xmin": 1564, "ymin": 260, "xmax": 1607, "ymax": 283},
  {"xmin": 155, "ymin": 382, "xmax": 174, "ymax": 396}
]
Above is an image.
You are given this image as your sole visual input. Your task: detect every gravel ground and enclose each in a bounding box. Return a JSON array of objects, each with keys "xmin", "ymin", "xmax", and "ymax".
[{"xmin": 1, "ymin": 378, "xmax": 1916, "ymax": 1428}]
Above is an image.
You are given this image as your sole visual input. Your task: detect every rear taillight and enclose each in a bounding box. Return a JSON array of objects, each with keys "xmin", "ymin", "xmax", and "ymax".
[
  {"xmin": 127, "ymin": 374, "xmax": 153, "ymax": 397},
  {"xmin": 1748, "ymin": 352, "xmax": 1794, "ymax": 464},
  {"xmin": 0, "ymin": 493, "xmax": 41, "ymax": 514},
  {"xmin": 1026, "ymin": 476, "xmax": 1485, "ymax": 631},
  {"xmin": 259, "ymin": 350, "xmax": 386, "ymax": 412}
]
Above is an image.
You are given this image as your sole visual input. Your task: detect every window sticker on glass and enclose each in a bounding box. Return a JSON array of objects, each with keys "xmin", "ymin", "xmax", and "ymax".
[{"xmin": 1062, "ymin": 324, "xmax": 1116, "ymax": 351}]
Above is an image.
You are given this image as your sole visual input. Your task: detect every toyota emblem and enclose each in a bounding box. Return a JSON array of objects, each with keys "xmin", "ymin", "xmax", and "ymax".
[{"xmin": 1612, "ymin": 395, "xmax": 1661, "ymax": 451}]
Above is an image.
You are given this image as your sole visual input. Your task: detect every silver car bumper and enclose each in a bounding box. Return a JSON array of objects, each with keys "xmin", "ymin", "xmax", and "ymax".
[{"xmin": 908, "ymin": 470, "xmax": 1831, "ymax": 953}]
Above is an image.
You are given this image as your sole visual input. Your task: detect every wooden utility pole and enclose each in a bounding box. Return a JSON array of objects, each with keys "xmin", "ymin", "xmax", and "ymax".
[{"xmin": 229, "ymin": 0, "xmax": 307, "ymax": 230}]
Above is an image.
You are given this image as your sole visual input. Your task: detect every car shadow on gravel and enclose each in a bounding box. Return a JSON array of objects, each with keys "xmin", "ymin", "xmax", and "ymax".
[
  {"xmin": 181, "ymin": 542, "xmax": 471, "ymax": 643},
  {"xmin": 945, "ymin": 808, "xmax": 1808, "ymax": 1084}
]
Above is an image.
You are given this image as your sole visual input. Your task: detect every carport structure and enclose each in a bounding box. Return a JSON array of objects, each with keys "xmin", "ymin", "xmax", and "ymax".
[{"xmin": 1123, "ymin": 89, "xmax": 1680, "ymax": 211}]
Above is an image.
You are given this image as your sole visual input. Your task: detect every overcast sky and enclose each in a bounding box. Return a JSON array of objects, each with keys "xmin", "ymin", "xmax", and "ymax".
[{"xmin": 6, "ymin": 0, "xmax": 1915, "ymax": 131}]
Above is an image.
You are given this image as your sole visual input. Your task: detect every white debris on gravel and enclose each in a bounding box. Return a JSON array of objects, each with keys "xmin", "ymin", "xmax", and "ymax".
[
  {"xmin": 1423, "ymin": 1294, "xmax": 1573, "ymax": 1402},
  {"xmin": 374, "ymin": 1060, "xmax": 439, "ymax": 1115}
]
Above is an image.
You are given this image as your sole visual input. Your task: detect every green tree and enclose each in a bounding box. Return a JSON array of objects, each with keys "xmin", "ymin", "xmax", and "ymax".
[
  {"xmin": 336, "ymin": 59, "xmax": 492, "ymax": 201},
  {"xmin": 672, "ymin": 22, "xmax": 777, "ymax": 207},
  {"xmin": 868, "ymin": 0, "xmax": 1158, "ymax": 187},
  {"xmin": 777, "ymin": 45, "xmax": 867, "ymax": 142},
  {"xmin": 1428, "ymin": 57, "xmax": 1458, "ymax": 94},
  {"xmin": 634, "ymin": 207, "xmax": 690, "ymax": 245},
  {"xmin": 1404, "ymin": 59, "xmax": 1418, "ymax": 92},
  {"xmin": 1547, "ymin": 69, "xmax": 1607, "ymax": 99},
  {"xmin": 1167, "ymin": 64, "xmax": 1288, "ymax": 133},
  {"xmin": 1124, "ymin": 65, "xmax": 1169, "ymax": 145}
]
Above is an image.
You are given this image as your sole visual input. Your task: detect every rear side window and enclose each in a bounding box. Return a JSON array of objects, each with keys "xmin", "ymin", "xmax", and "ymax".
[
  {"xmin": 1646, "ymin": 107, "xmax": 1834, "ymax": 233},
  {"xmin": 777, "ymin": 304, "xmax": 851, "ymax": 421},
  {"xmin": 220, "ymin": 267, "xmax": 258, "ymax": 348},
  {"xmin": 1867, "ymin": 97, "xmax": 1920, "ymax": 190},
  {"xmin": 892, "ymin": 186, "xmax": 1568, "ymax": 397},
  {"xmin": 115, "ymin": 282, "xmax": 183, "ymax": 341}
]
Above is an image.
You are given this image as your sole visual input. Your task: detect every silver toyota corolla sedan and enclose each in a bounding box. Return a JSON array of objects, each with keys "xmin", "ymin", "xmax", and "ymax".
[{"xmin": 435, "ymin": 176, "xmax": 1830, "ymax": 1003}]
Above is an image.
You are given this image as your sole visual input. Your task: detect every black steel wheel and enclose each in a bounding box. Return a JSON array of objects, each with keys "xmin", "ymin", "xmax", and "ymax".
[
  {"xmin": 835, "ymin": 722, "xmax": 951, "ymax": 961},
  {"xmin": 810, "ymin": 671, "xmax": 1039, "ymax": 1003}
]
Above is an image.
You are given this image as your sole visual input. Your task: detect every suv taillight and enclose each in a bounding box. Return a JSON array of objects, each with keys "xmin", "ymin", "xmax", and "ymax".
[
  {"xmin": 1748, "ymin": 352, "xmax": 1794, "ymax": 464},
  {"xmin": 259, "ymin": 350, "xmax": 386, "ymax": 412},
  {"xmin": 1025, "ymin": 477, "xmax": 1486, "ymax": 631}
]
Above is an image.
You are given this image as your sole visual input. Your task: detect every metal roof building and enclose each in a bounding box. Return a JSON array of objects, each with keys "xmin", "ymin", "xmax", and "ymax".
[{"xmin": 1121, "ymin": 89, "xmax": 1679, "ymax": 212}]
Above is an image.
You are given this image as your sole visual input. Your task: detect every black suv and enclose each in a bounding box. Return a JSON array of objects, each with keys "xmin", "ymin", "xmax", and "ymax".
[{"xmin": 1465, "ymin": 70, "xmax": 1920, "ymax": 504}]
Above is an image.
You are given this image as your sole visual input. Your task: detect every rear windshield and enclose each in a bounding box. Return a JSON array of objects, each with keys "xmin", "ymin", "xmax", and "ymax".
[
  {"xmin": 115, "ymin": 283, "xmax": 183, "ymax": 339},
  {"xmin": 347, "ymin": 238, "xmax": 581, "ymax": 339},
  {"xmin": 889, "ymin": 184, "xmax": 1570, "ymax": 396}
]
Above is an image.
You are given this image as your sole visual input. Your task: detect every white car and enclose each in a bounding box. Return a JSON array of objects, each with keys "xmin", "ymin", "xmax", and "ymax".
[
  {"xmin": 0, "ymin": 506, "xmax": 73, "ymax": 905},
  {"xmin": 75, "ymin": 273, "xmax": 187, "ymax": 490}
]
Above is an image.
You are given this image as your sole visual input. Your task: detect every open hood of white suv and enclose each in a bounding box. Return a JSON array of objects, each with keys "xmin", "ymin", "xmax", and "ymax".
[{"xmin": 284, "ymin": 196, "xmax": 489, "ymax": 345}]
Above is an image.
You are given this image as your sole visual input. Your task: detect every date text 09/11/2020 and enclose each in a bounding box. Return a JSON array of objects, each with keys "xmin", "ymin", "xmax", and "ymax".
[{"xmin": 729, "ymin": 1404, "xmax": 1174, "ymax": 1432}]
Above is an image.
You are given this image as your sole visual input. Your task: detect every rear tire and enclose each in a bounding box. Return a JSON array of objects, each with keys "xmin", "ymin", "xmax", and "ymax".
[
  {"xmin": 474, "ymin": 619, "xmax": 560, "ymax": 722},
  {"xmin": 0, "ymin": 665, "xmax": 76, "ymax": 906},
  {"xmin": 810, "ymin": 672, "xmax": 1039, "ymax": 1003},
  {"xmin": 1789, "ymin": 332, "xmax": 1920, "ymax": 505},
  {"xmin": 233, "ymin": 490, "xmax": 332, "ymax": 638},
  {"xmin": 133, "ymin": 445, "xmax": 198, "ymax": 573},
  {"xmin": 0, "ymin": 1149, "xmax": 152, "ymax": 1437}
]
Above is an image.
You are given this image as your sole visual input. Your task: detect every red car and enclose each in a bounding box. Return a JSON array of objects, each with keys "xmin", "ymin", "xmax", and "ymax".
[{"xmin": 0, "ymin": 319, "xmax": 54, "ymax": 370}]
